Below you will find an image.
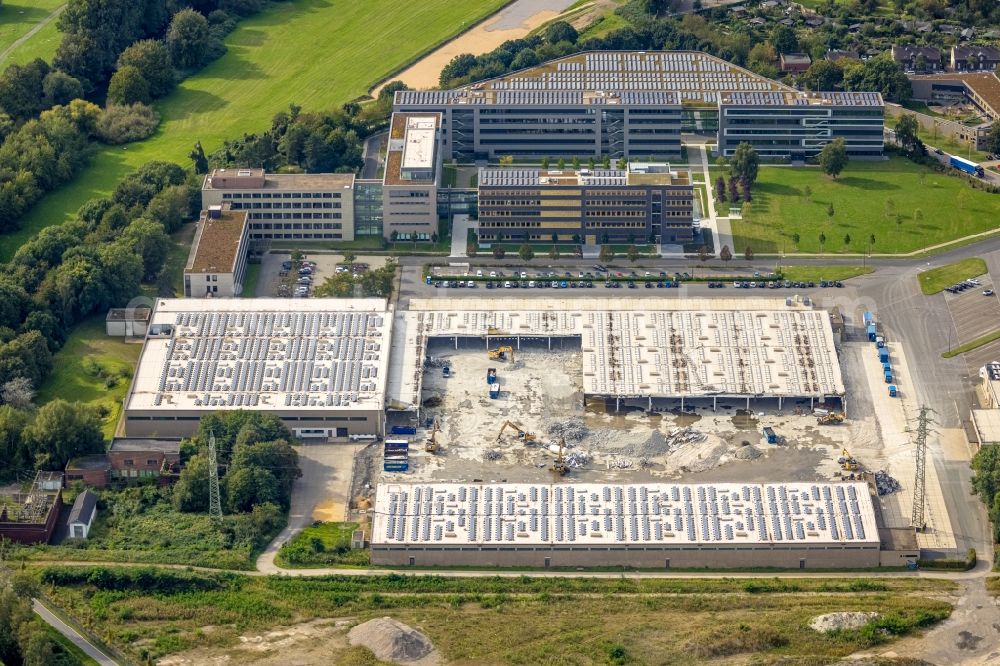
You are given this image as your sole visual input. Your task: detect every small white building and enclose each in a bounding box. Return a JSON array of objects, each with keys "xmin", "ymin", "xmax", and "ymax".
[
  {"xmin": 183, "ymin": 205, "xmax": 250, "ymax": 298},
  {"xmin": 68, "ymin": 490, "xmax": 97, "ymax": 539},
  {"xmin": 105, "ymin": 306, "xmax": 151, "ymax": 337}
]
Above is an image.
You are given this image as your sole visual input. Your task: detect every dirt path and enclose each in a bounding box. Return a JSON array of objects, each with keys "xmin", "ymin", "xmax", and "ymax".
[
  {"xmin": 0, "ymin": 4, "xmax": 65, "ymax": 65},
  {"xmin": 372, "ymin": 0, "xmax": 578, "ymax": 95}
]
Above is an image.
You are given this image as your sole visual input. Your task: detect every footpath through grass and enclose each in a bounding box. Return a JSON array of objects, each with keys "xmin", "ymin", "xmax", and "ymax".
[
  {"xmin": 780, "ymin": 265, "xmax": 873, "ymax": 283},
  {"xmin": 918, "ymin": 257, "xmax": 987, "ymax": 295},
  {"xmin": 0, "ymin": 0, "xmax": 508, "ymax": 262},
  {"xmin": 39, "ymin": 567, "xmax": 953, "ymax": 664},
  {"xmin": 0, "ymin": 0, "xmax": 63, "ymax": 64},
  {"xmin": 35, "ymin": 317, "xmax": 143, "ymax": 441},
  {"xmin": 732, "ymin": 158, "xmax": 999, "ymax": 255}
]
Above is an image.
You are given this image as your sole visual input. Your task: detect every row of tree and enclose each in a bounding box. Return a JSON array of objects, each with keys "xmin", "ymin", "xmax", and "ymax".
[{"xmin": 0, "ymin": 570, "xmax": 80, "ymax": 666}]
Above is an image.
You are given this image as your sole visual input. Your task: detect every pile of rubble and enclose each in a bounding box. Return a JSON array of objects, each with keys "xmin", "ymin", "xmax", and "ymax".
[
  {"xmin": 732, "ymin": 444, "xmax": 762, "ymax": 461},
  {"xmin": 482, "ymin": 450, "xmax": 502, "ymax": 462},
  {"xmin": 606, "ymin": 457, "xmax": 633, "ymax": 469},
  {"xmin": 546, "ymin": 418, "xmax": 588, "ymax": 442},
  {"xmin": 423, "ymin": 356, "xmax": 447, "ymax": 368},
  {"xmin": 564, "ymin": 451, "xmax": 590, "ymax": 468},
  {"xmin": 873, "ymin": 470, "xmax": 901, "ymax": 496}
]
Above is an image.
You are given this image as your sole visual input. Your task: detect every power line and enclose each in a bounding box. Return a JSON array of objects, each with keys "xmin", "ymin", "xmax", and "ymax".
[
  {"xmin": 911, "ymin": 406, "xmax": 931, "ymax": 531},
  {"xmin": 208, "ymin": 431, "xmax": 222, "ymax": 522}
]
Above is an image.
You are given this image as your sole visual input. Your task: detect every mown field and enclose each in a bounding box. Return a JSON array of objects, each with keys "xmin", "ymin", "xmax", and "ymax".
[
  {"xmin": 732, "ymin": 158, "xmax": 999, "ymax": 255},
  {"xmin": 0, "ymin": 0, "xmax": 509, "ymax": 261},
  {"xmin": 39, "ymin": 567, "xmax": 954, "ymax": 664},
  {"xmin": 0, "ymin": 0, "xmax": 63, "ymax": 65}
]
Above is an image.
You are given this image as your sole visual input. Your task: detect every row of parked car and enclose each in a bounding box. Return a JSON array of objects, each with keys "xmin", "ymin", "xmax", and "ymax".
[{"xmin": 944, "ymin": 278, "xmax": 992, "ymax": 295}]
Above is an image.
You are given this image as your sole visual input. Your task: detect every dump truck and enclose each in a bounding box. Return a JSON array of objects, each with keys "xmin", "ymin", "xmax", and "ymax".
[
  {"xmin": 486, "ymin": 368, "xmax": 497, "ymax": 384},
  {"xmin": 863, "ymin": 311, "xmax": 874, "ymax": 327},
  {"xmin": 884, "ymin": 369, "xmax": 893, "ymax": 383},
  {"xmin": 867, "ymin": 323, "xmax": 877, "ymax": 341},
  {"xmin": 875, "ymin": 335, "xmax": 885, "ymax": 349},
  {"xmin": 888, "ymin": 384, "xmax": 898, "ymax": 397},
  {"xmin": 878, "ymin": 347, "xmax": 889, "ymax": 363},
  {"xmin": 442, "ymin": 365, "xmax": 450, "ymax": 378},
  {"xmin": 762, "ymin": 427, "xmax": 778, "ymax": 444},
  {"xmin": 489, "ymin": 382, "xmax": 500, "ymax": 399}
]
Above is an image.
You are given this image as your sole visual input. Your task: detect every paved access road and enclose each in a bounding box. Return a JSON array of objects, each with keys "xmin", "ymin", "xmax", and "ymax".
[{"xmin": 33, "ymin": 599, "xmax": 119, "ymax": 666}]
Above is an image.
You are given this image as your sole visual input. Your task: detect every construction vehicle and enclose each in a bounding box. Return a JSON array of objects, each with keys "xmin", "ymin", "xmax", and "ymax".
[
  {"xmin": 488, "ymin": 345, "xmax": 514, "ymax": 362},
  {"xmin": 486, "ymin": 368, "xmax": 497, "ymax": 384},
  {"xmin": 551, "ymin": 437, "xmax": 569, "ymax": 476},
  {"xmin": 425, "ymin": 420, "xmax": 439, "ymax": 453},
  {"xmin": 888, "ymin": 384, "xmax": 898, "ymax": 397},
  {"xmin": 489, "ymin": 382, "xmax": 501, "ymax": 399},
  {"xmin": 442, "ymin": 365, "xmax": 450, "ymax": 378},
  {"xmin": 496, "ymin": 420, "xmax": 537, "ymax": 444},
  {"xmin": 839, "ymin": 448, "xmax": 859, "ymax": 472},
  {"xmin": 817, "ymin": 411, "xmax": 845, "ymax": 425},
  {"xmin": 762, "ymin": 426, "xmax": 778, "ymax": 444}
]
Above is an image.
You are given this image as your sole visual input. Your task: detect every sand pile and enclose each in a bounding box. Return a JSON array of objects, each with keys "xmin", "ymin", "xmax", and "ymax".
[
  {"xmin": 348, "ymin": 617, "xmax": 435, "ymax": 663},
  {"xmin": 809, "ymin": 612, "xmax": 879, "ymax": 633},
  {"xmin": 733, "ymin": 444, "xmax": 762, "ymax": 460}
]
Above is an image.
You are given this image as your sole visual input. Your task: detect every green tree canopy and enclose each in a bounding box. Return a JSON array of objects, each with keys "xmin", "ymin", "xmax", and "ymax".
[
  {"xmin": 730, "ymin": 143, "xmax": 759, "ymax": 187},
  {"xmin": 819, "ymin": 138, "xmax": 848, "ymax": 178}
]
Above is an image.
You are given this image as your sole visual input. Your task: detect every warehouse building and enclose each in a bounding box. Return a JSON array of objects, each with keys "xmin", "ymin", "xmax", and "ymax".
[
  {"xmin": 371, "ymin": 481, "xmax": 881, "ymax": 568},
  {"xmin": 124, "ymin": 299, "xmax": 391, "ymax": 440},
  {"xmin": 718, "ymin": 91, "xmax": 885, "ymax": 159},
  {"xmin": 477, "ymin": 163, "xmax": 695, "ymax": 245},
  {"xmin": 201, "ymin": 168, "xmax": 356, "ymax": 242},
  {"xmin": 183, "ymin": 205, "xmax": 250, "ymax": 298},
  {"xmin": 394, "ymin": 50, "xmax": 883, "ymax": 161},
  {"xmin": 387, "ymin": 297, "xmax": 845, "ymax": 413}
]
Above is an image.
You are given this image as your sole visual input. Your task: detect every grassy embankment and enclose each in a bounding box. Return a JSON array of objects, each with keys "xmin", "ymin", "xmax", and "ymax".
[
  {"xmin": 918, "ymin": 257, "xmax": 987, "ymax": 295},
  {"xmin": 38, "ymin": 566, "xmax": 954, "ymax": 664},
  {"xmin": 0, "ymin": 0, "xmax": 510, "ymax": 262},
  {"xmin": 733, "ymin": 158, "xmax": 999, "ymax": 255}
]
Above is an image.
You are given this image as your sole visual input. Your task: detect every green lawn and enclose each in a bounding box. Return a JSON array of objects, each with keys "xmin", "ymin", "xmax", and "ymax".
[
  {"xmin": 780, "ymin": 265, "xmax": 874, "ymax": 283},
  {"xmin": 274, "ymin": 521, "xmax": 371, "ymax": 568},
  {"xmin": 918, "ymin": 257, "xmax": 987, "ymax": 295},
  {"xmin": 732, "ymin": 158, "xmax": 1000, "ymax": 255},
  {"xmin": 0, "ymin": 0, "xmax": 508, "ymax": 262},
  {"xmin": 0, "ymin": 0, "xmax": 63, "ymax": 65},
  {"xmin": 35, "ymin": 317, "xmax": 143, "ymax": 441},
  {"xmin": 942, "ymin": 328, "xmax": 1000, "ymax": 358},
  {"xmin": 241, "ymin": 262, "xmax": 261, "ymax": 297}
]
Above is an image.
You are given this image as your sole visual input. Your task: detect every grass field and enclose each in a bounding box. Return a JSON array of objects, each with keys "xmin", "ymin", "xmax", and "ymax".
[
  {"xmin": 41, "ymin": 568, "xmax": 953, "ymax": 664},
  {"xmin": 275, "ymin": 521, "xmax": 371, "ymax": 568},
  {"xmin": 35, "ymin": 317, "xmax": 143, "ymax": 441},
  {"xmin": 0, "ymin": 0, "xmax": 63, "ymax": 65},
  {"xmin": 732, "ymin": 158, "xmax": 1000, "ymax": 255},
  {"xmin": 0, "ymin": 0, "xmax": 509, "ymax": 262},
  {"xmin": 918, "ymin": 257, "xmax": 987, "ymax": 295},
  {"xmin": 780, "ymin": 265, "xmax": 873, "ymax": 283}
]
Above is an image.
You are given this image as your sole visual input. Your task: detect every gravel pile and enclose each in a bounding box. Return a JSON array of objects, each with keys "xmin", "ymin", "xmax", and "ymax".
[
  {"xmin": 482, "ymin": 450, "xmax": 502, "ymax": 461},
  {"xmin": 348, "ymin": 617, "xmax": 435, "ymax": 663},
  {"xmin": 547, "ymin": 418, "xmax": 588, "ymax": 442},
  {"xmin": 809, "ymin": 612, "xmax": 879, "ymax": 633},
  {"xmin": 732, "ymin": 444, "xmax": 762, "ymax": 460},
  {"xmin": 565, "ymin": 451, "xmax": 590, "ymax": 468}
]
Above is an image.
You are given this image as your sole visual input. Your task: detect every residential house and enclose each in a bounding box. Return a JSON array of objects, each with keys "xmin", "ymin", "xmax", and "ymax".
[
  {"xmin": 108, "ymin": 438, "xmax": 182, "ymax": 481},
  {"xmin": 891, "ymin": 45, "xmax": 943, "ymax": 72},
  {"xmin": 951, "ymin": 45, "xmax": 1000, "ymax": 72},
  {"xmin": 804, "ymin": 16, "xmax": 824, "ymax": 28},
  {"xmin": 780, "ymin": 53, "xmax": 812, "ymax": 73},
  {"xmin": 826, "ymin": 49, "xmax": 860, "ymax": 63}
]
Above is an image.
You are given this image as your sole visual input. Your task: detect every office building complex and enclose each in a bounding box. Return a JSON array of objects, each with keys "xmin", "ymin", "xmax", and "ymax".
[
  {"xmin": 201, "ymin": 168, "xmax": 356, "ymax": 242},
  {"xmin": 381, "ymin": 113, "xmax": 443, "ymax": 241},
  {"xmin": 477, "ymin": 163, "xmax": 694, "ymax": 245},
  {"xmin": 183, "ymin": 205, "xmax": 250, "ymax": 298},
  {"xmin": 395, "ymin": 50, "xmax": 883, "ymax": 161},
  {"xmin": 718, "ymin": 91, "xmax": 885, "ymax": 158}
]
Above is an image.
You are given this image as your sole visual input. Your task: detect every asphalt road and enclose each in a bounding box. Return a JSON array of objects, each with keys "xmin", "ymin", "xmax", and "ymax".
[{"xmin": 33, "ymin": 599, "xmax": 119, "ymax": 666}]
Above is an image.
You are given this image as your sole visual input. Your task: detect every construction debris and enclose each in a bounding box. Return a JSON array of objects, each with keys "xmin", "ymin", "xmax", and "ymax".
[
  {"xmin": 607, "ymin": 457, "xmax": 633, "ymax": 469},
  {"xmin": 564, "ymin": 451, "xmax": 590, "ymax": 468},
  {"xmin": 809, "ymin": 612, "xmax": 879, "ymax": 633},
  {"xmin": 873, "ymin": 470, "xmax": 901, "ymax": 496},
  {"xmin": 482, "ymin": 450, "xmax": 502, "ymax": 461},
  {"xmin": 547, "ymin": 418, "xmax": 588, "ymax": 442}
]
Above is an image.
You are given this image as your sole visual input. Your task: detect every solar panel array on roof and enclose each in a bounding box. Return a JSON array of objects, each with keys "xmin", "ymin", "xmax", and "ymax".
[{"xmin": 374, "ymin": 482, "xmax": 878, "ymax": 547}]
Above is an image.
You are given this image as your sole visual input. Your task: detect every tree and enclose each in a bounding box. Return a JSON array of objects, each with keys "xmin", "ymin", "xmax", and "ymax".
[
  {"xmin": 518, "ymin": 243, "xmax": 534, "ymax": 261},
  {"xmin": 1, "ymin": 377, "xmax": 34, "ymax": 410},
  {"xmin": 544, "ymin": 20, "xmax": 578, "ymax": 44},
  {"xmin": 868, "ymin": 234, "xmax": 876, "ymax": 252},
  {"xmin": 818, "ymin": 232, "xmax": 827, "ymax": 252},
  {"xmin": 492, "ymin": 245, "xmax": 506, "ymax": 259},
  {"xmin": 616, "ymin": 157, "xmax": 627, "ymax": 170},
  {"xmin": 172, "ymin": 453, "xmax": 210, "ymax": 512},
  {"xmin": 498, "ymin": 155, "xmax": 514, "ymax": 166},
  {"xmin": 698, "ymin": 245, "xmax": 708, "ymax": 262},
  {"xmin": 744, "ymin": 246, "xmax": 754, "ymax": 261},
  {"xmin": 557, "ymin": 157, "xmax": 566, "ymax": 170},
  {"xmin": 826, "ymin": 203, "xmax": 834, "ymax": 220},
  {"xmin": 803, "ymin": 185, "xmax": 812, "ymax": 199},
  {"xmin": 740, "ymin": 178, "xmax": 752, "ymax": 202},
  {"xmin": 986, "ymin": 120, "xmax": 1000, "ymax": 155},
  {"xmin": 728, "ymin": 176, "xmax": 739, "ymax": 202},
  {"xmin": 549, "ymin": 245, "xmax": 560, "ymax": 259},
  {"xmin": 21, "ymin": 399, "xmax": 102, "ymax": 469},
  {"xmin": 800, "ymin": 60, "xmax": 843, "ymax": 91},
  {"xmin": 226, "ymin": 463, "xmax": 281, "ymax": 512},
  {"xmin": 914, "ymin": 208, "xmax": 923, "ymax": 223},
  {"xmin": 895, "ymin": 114, "xmax": 922, "ymax": 153},
  {"xmin": 843, "ymin": 233, "xmax": 851, "ymax": 248},
  {"xmin": 602, "ymin": 155, "xmax": 610, "ymax": 169},
  {"xmin": 896, "ymin": 213, "xmax": 903, "ymax": 229},
  {"xmin": 230, "ymin": 438, "xmax": 299, "ymax": 506},
  {"xmin": 120, "ymin": 217, "xmax": 170, "ymax": 281},
  {"xmin": 599, "ymin": 245, "xmax": 614, "ymax": 262},
  {"xmin": 41, "ymin": 71, "xmax": 84, "ymax": 108},
  {"xmin": 791, "ymin": 232, "xmax": 800, "ymax": 246},
  {"xmin": 314, "ymin": 270, "xmax": 355, "ymax": 297},
  {"xmin": 167, "ymin": 9, "xmax": 214, "ymax": 70},
  {"xmin": 842, "ymin": 54, "xmax": 912, "ymax": 103},
  {"xmin": 715, "ymin": 176, "xmax": 727, "ymax": 202},
  {"xmin": 719, "ymin": 245, "xmax": 732, "ymax": 261},
  {"xmin": 626, "ymin": 245, "xmax": 639, "ymax": 262},
  {"xmin": 770, "ymin": 25, "xmax": 798, "ymax": 54},
  {"xmin": 571, "ymin": 156, "xmax": 580, "ymax": 170},
  {"xmin": 541, "ymin": 156, "xmax": 550, "ymax": 169},
  {"xmin": 747, "ymin": 43, "xmax": 778, "ymax": 76},
  {"xmin": 819, "ymin": 138, "xmax": 848, "ymax": 178},
  {"xmin": 117, "ymin": 39, "xmax": 174, "ymax": 98},
  {"xmin": 730, "ymin": 143, "xmax": 759, "ymax": 187}
]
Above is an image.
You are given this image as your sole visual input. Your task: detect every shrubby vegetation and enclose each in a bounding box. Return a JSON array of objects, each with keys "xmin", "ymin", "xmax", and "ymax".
[
  {"xmin": 95, "ymin": 103, "xmax": 161, "ymax": 145},
  {"xmin": 0, "ymin": 571, "xmax": 83, "ymax": 666},
  {"xmin": 971, "ymin": 446, "xmax": 1000, "ymax": 565}
]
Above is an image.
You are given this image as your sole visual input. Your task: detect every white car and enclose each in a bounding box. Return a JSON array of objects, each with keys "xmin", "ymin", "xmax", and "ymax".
[
  {"xmin": 528, "ymin": 281, "xmax": 535, "ymax": 288},
  {"xmin": 476, "ymin": 269, "xmax": 483, "ymax": 277},
  {"xmin": 520, "ymin": 271, "xmax": 527, "ymax": 279},
  {"xmin": 489, "ymin": 271, "xmax": 497, "ymax": 278},
  {"xmin": 504, "ymin": 281, "xmax": 512, "ymax": 288}
]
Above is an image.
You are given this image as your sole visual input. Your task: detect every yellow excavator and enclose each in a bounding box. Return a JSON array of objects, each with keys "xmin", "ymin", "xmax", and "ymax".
[
  {"xmin": 488, "ymin": 345, "xmax": 514, "ymax": 362},
  {"xmin": 496, "ymin": 420, "xmax": 536, "ymax": 444},
  {"xmin": 817, "ymin": 411, "xmax": 845, "ymax": 425},
  {"xmin": 551, "ymin": 437, "xmax": 569, "ymax": 476},
  {"xmin": 839, "ymin": 448, "xmax": 859, "ymax": 472},
  {"xmin": 425, "ymin": 419, "xmax": 439, "ymax": 453}
]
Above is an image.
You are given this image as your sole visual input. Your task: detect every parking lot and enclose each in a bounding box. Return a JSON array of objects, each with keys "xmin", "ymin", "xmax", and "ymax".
[
  {"xmin": 943, "ymin": 275, "xmax": 1000, "ymax": 372},
  {"xmin": 255, "ymin": 252, "xmax": 391, "ymax": 298}
]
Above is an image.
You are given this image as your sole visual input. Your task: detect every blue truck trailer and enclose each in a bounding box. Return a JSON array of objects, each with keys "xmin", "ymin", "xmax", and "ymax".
[
  {"xmin": 863, "ymin": 311, "xmax": 874, "ymax": 327},
  {"xmin": 949, "ymin": 155, "xmax": 985, "ymax": 178},
  {"xmin": 390, "ymin": 425, "xmax": 417, "ymax": 435},
  {"xmin": 867, "ymin": 324, "xmax": 877, "ymax": 341},
  {"xmin": 878, "ymin": 347, "xmax": 889, "ymax": 363}
]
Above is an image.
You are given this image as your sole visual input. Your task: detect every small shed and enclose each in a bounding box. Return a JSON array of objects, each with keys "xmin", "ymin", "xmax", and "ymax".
[
  {"xmin": 106, "ymin": 306, "xmax": 151, "ymax": 338},
  {"xmin": 352, "ymin": 529, "xmax": 366, "ymax": 550},
  {"xmin": 68, "ymin": 490, "xmax": 98, "ymax": 539}
]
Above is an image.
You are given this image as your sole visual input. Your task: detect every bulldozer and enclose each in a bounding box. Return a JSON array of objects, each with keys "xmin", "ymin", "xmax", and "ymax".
[
  {"xmin": 838, "ymin": 448, "xmax": 859, "ymax": 472},
  {"xmin": 425, "ymin": 419, "xmax": 439, "ymax": 453},
  {"xmin": 496, "ymin": 420, "xmax": 536, "ymax": 444},
  {"xmin": 488, "ymin": 345, "xmax": 514, "ymax": 362},
  {"xmin": 817, "ymin": 411, "xmax": 845, "ymax": 425},
  {"xmin": 551, "ymin": 437, "xmax": 569, "ymax": 476}
]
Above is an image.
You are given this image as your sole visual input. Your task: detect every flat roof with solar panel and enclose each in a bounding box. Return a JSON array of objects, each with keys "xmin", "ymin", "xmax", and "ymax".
[
  {"xmin": 719, "ymin": 90, "xmax": 884, "ymax": 106},
  {"xmin": 395, "ymin": 50, "xmax": 794, "ymax": 108},
  {"xmin": 372, "ymin": 481, "xmax": 879, "ymax": 548},
  {"xmin": 127, "ymin": 299, "xmax": 392, "ymax": 413}
]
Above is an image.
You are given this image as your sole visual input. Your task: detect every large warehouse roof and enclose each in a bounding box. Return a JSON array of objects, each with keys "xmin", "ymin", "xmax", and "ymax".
[
  {"xmin": 387, "ymin": 298, "xmax": 844, "ymax": 409},
  {"xmin": 128, "ymin": 299, "xmax": 391, "ymax": 413},
  {"xmin": 395, "ymin": 51, "xmax": 794, "ymax": 107},
  {"xmin": 372, "ymin": 482, "xmax": 878, "ymax": 548}
]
